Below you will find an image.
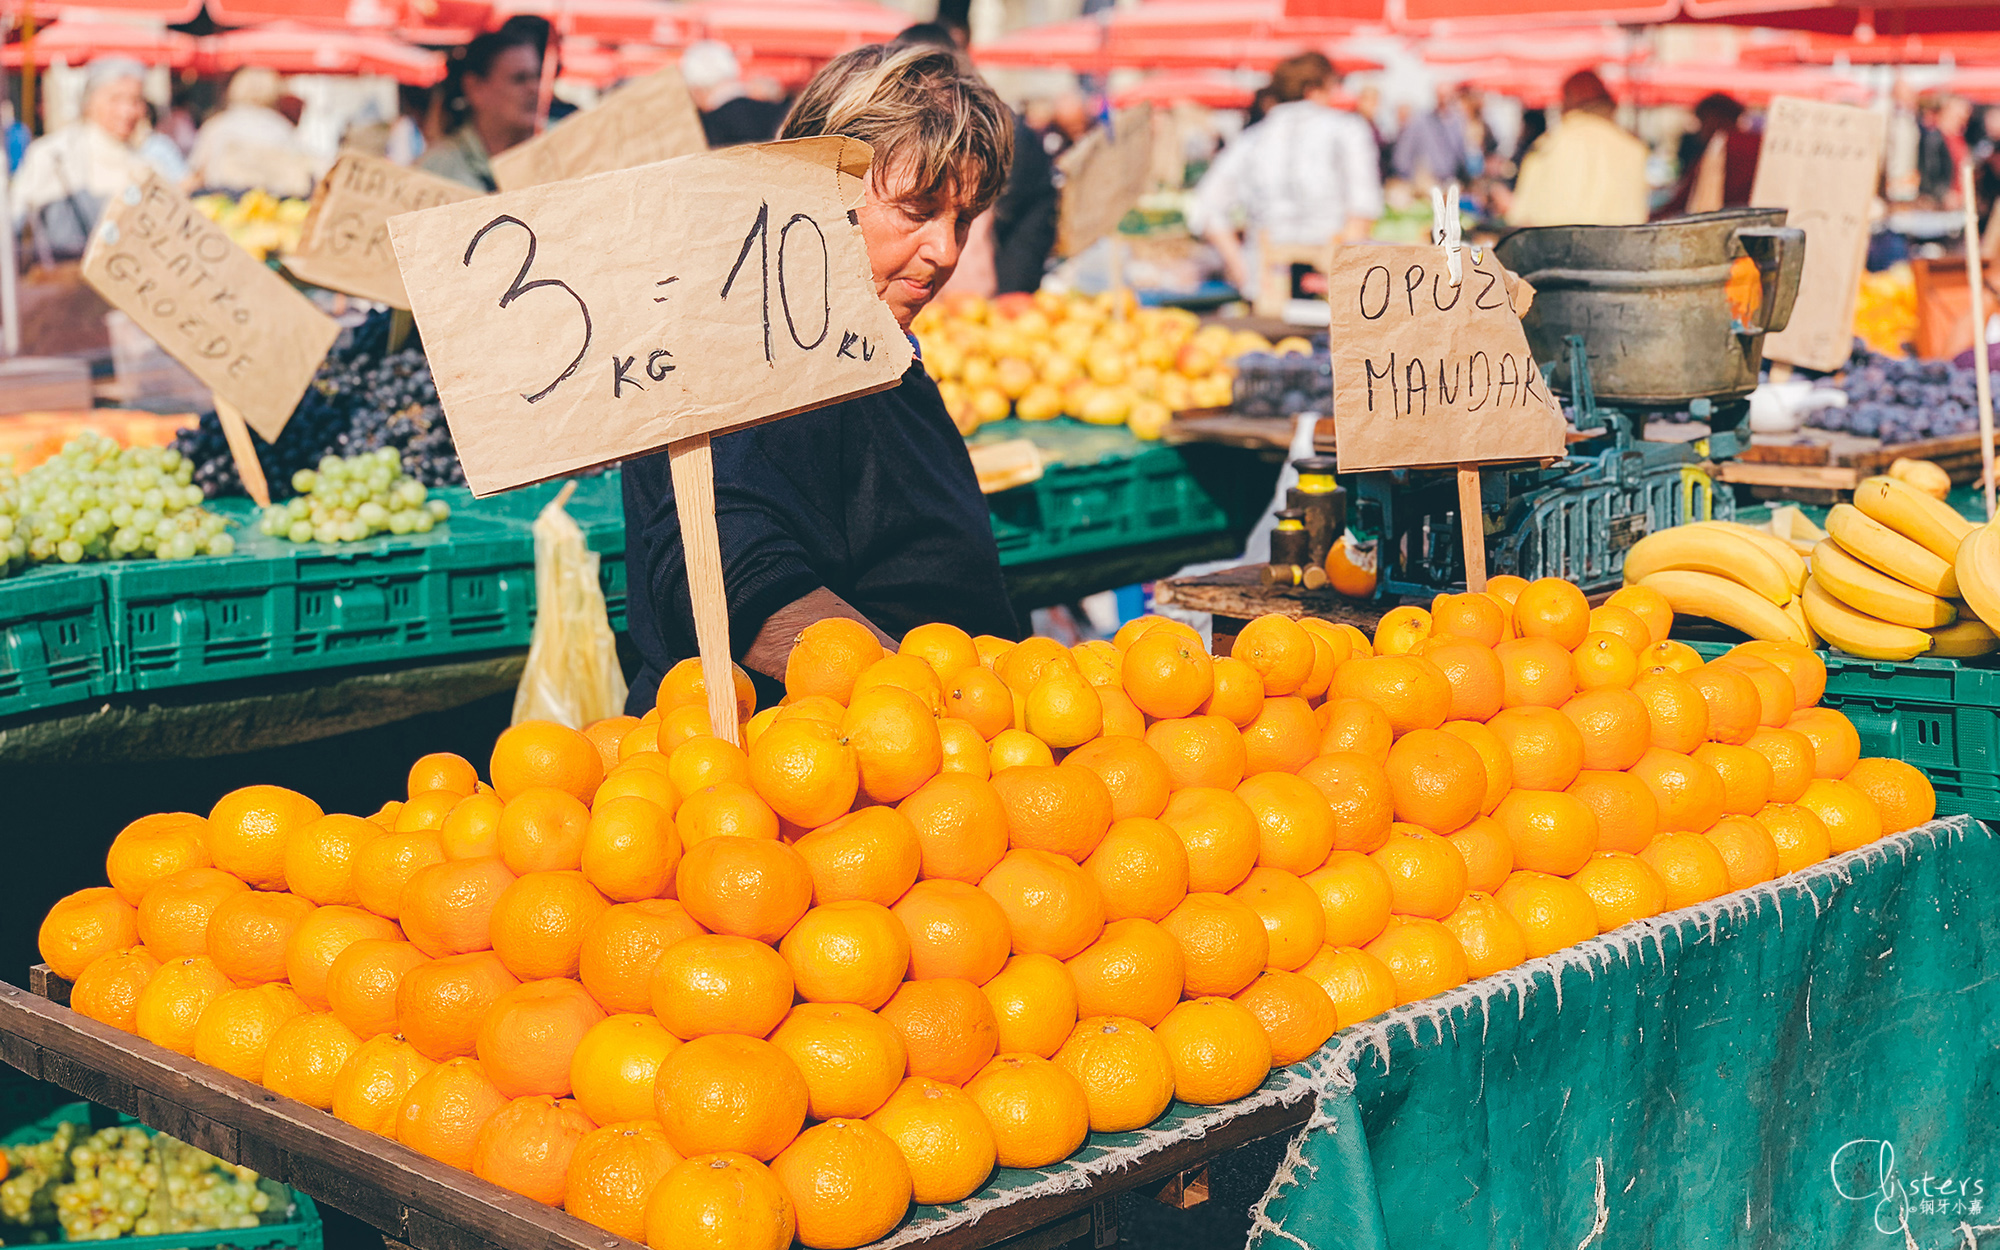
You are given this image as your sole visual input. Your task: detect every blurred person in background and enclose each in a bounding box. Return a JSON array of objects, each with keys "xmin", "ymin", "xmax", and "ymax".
[
  {"xmin": 189, "ymin": 67, "xmax": 317, "ymax": 197},
  {"xmin": 10, "ymin": 58, "xmax": 189, "ymax": 256},
  {"xmin": 421, "ymin": 24, "xmax": 541, "ymax": 190},
  {"xmin": 1041, "ymin": 93, "xmax": 1092, "ymax": 159},
  {"xmin": 1657, "ymin": 92, "xmax": 1759, "ymax": 218},
  {"xmin": 1186, "ymin": 51, "xmax": 1381, "ymax": 295},
  {"xmin": 1506, "ymin": 69, "xmax": 1647, "ymax": 227},
  {"xmin": 1917, "ymin": 94, "xmax": 1971, "ymax": 206},
  {"xmin": 682, "ymin": 40, "xmax": 789, "ymax": 147},
  {"xmin": 1392, "ymin": 86, "xmax": 1474, "ymax": 190}
]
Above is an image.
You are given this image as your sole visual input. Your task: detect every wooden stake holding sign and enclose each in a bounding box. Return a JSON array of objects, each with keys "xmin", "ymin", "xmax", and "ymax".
[
  {"xmin": 389, "ymin": 138, "xmax": 911, "ymax": 742},
  {"xmin": 1965, "ymin": 159, "xmax": 1997, "ymax": 521}
]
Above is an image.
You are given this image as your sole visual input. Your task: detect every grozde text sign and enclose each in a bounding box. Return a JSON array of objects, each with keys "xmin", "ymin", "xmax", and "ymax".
[
  {"xmin": 1330, "ymin": 244, "xmax": 1564, "ymax": 473},
  {"xmin": 389, "ymin": 137, "xmax": 911, "ymax": 496},
  {"xmin": 491, "ymin": 65, "xmax": 707, "ymax": 192},
  {"xmin": 284, "ymin": 154, "xmax": 478, "ymax": 309}
]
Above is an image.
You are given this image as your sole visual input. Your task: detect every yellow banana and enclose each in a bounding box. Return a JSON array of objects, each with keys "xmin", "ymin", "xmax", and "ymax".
[
  {"xmin": 1696, "ymin": 521, "xmax": 1809, "ymax": 594},
  {"xmin": 1809, "ymin": 539, "xmax": 1957, "ymax": 628},
  {"xmin": 1783, "ymin": 596, "xmax": 1819, "ymax": 648},
  {"xmin": 1852, "ymin": 475, "xmax": 1976, "ymax": 563},
  {"xmin": 1824, "ymin": 503, "xmax": 1960, "ymax": 598},
  {"xmin": 1637, "ymin": 570, "xmax": 1808, "ymax": 645},
  {"xmin": 1888, "ymin": 456, "xmax": 1952, "ymax": 501},
  {"xmin": 1927, "ymin": 617, "xmax": 2000, "ymax": 658},
  {"xmin": 1953, "ymin": 522, "xmax": 2000, "ymax": 633},
  {"xmin": 1623, "ymin": 527, "xmax": 1793, "ymax": 606},
  {"xmin": 1800, "ymin": 577, "xmax": 1934, "ymax": 661}
]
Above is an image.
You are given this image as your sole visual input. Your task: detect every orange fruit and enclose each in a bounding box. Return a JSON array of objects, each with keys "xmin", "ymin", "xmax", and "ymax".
[
  {"xmin": 1157, "ymin": 787, "xmax": 1260, "ymax": 893},
  {"xmin": 890, "ymin": 882, "xmax": 1007, "ymax": 986},
  {"xmin": 1488, "ymin": 706, "xmax": 1585, "ymax": 792},
  {"xmin": 1236, "ymin": 772, "xmax": 1337, "ymax": 874},
  {"xmin": 1382, "ymin": 728, "xmax": 1484, "ymax": 835},
  {"xmin": 1233, "ymin": 614, "xmax": 1316, "ymax": 696},
  {"xmin": 656, "ymin": 706, "xmax": 714, "ymax": 755},
  {"xmin": 646, "ymin": 1153, "xmax": 796, "ymax": 1250},
  {"xmin": 408, "ymin": 751, "xmax": 480, "ymax": 800},
  {"xmin": 1240, "ymin": 696, "xmax": 1321, "ymax": 777},
  {"xmin": 667, "ymin": 736, "xmax": 752, "ymax": 798},
  {"xmin": 1566, "ymin": 770, "xmax": 1660, "ymax": 854},
  {"xmin": 283, "ymin": 814, "xmax": 382, "ymax": 907},
  {"xmin": 1743, "ymin": 727, "xmax": 1816, "ymax": 804},
  {"xmin": 1723, "ymin": 640, "xmax": 1825, "ymax": 708},
  {"xmin": 748, "ymin": 718, "xmax": 860, "ymax": 829},
  {"xmin": 1152, "ymin": 997, "xmax": 1272, "ymax": 1104},
  {"xmin": 853, "ymin": 653, "xmax": 947, "ymax": 716},
  {"xmin": 768, "ymin": 1003, "xmax": 908, "ymax": 1121},
  {"xmin": 1228, "ymin": 867, "xmax": 1326, "ymax": 971},
  {"xmin": 1062, "ymin": 737, "xmax": 1172, "ymax": 822},
  {"xmin": 350, "ymin": 830, "xmax": 445, "ymax": 923},
  {"xmin": 1316, "ymin": 697, "xmax": 1394, "ymax": 762},
  {"xmin": 897, "ymin": 773, "xmax": 1009, "ymax": 884},
  {"xmin": 1684, "ymin": 663, "xmax": 1761, "ymax": 746},
  {"xmin": 1373, "ymin": 605, "xmax": 1433, "ymax": 656},
  {"xmin": 477, "ymin": 977, "xmax": 605, "ymax": 1098},
  {"xmin": 618, "ymin": 721, "xmax": 662, "ymax": 760},
  {"xmin": 284, "ymin": 904, "xmax": 400, "ymax": 1010},
  {"xmin": 1297, "ymin": 752, "xmax": 1395, "ymax": 854},
  {"xmin": 1643, "ymin": 641, "xmax": 1705, "ymax": 674},
  {"xmin": 570, "ymin": 1013, "xmax": 682, "ymax": 1126},
  {"xmin": 1606, "ymin": 584, "xmax": 1674, "ymax": 644},
  {"xmin": 207, "ymin": 785, "xmax": 324, "ymax": 891},
  {"xmin": 1787, "ymin": 708, "xmax": 1862, "ymax": 779},
  {"xmin": 1023, "ymin": 669, "xmax": 1105, "ymax": 750},
  {"xmin": 1200, "ymin": 656, "xmax": 1267, "ymax": 728},
  {"xmin": 490, "ymin": 721, "xmax": 602, "ymax": 805},
  {"xmin": 676, "ymin": 781, "xmax": 780, "ymax": 847},
  {"xmin": 1425, "ymin": 639, "xmax": 1504, "ymax": 722},
  {"xmin": 1758, "ymin": 802, "xmax": 1832, "ymax": 874},
  {"xmin": 332, "ymin": 1032, "xmax": 436, "ymax": 1136},
  {"xmin": 497, "ymin": 787, "xmax": 592, "ymax": 876},
  {"xmin": 1637, "ymin": 832, "xmax": 1732, "ymax": 908},
  {"xmin": 881, "ymin": 978, "xmax": 1001, "ymax": 1085},
  {"xmin": 1493, "ymin": 871, "xmax": 1597, "ymax": 957},
  {"xmin": 396, "ymin": 951, "xmax": 520, "ymax": 1062},
  {"xmin": 1231, "ymin": 971, "xmax": 1337, "ymax": 1065},
  {"xmin": 1560, "ymin": 688, "xmax": 1651, "ymax": 772},
  {"xmin": 1332, "ymin": 655, "xmax": 1452, "ymax": 735},
  {"xmin": 1571, "ymin": 632, "xmax": 1640, "ymax": 692},
  {"xmin": 793, "ymin": 807, "xmax": 925, "ymax": 906},
  {"xmin": 1430, "ymin": 591, "xmax": 1507, "ymax": 646},
  {"xmin": 564, "ymin": 1122, "xmax": 683, "ymax": 1243},
  {"xmin": 324, "ymin": 937, "xmax": 426, "ymax": 1039},
  {"xmin": 1440, "ymin": 892, "xmax": 1529, "ymax": 978},
  {"xmin": 1297, "ymin": 944, "xmax": 1397, "ymax": 1026},
  {"xmin": 840, "ymin": 686, "xmax": 944, "ymax": 804},
  {"xmin": 439, "ymin": 791, "xmax": 507, "ymax": 860},
  {"xmin": 901, "ymin": 621, "xmax": 982, "ymax": 681},
  {"xmin": 135, "ymin": 954, "xmax": 236, "ymax": 1055},
  {"xmin": 1084, "ymin": 817, "xmax": 1191, "ymax": 924},
  {"xmin": 981, "ymin": 953, "xmax": 1078, "ymax": 1059},
  {"xmin": 578, "ymin": 899, "xmax": 704, "ymax": 1014},
  {"xmin": 1723, "ymin": 656, "xmax": 1797, "ymax": 727},
  {"xmin": 937, "ymin": 717, "xmax": 992, "ymax": 779},
  {"xmin": 782, "ymin": 900, "xmax": 913, "ymax": 1009},
  {"xmin": 659, "ymin": 656, "xmax": 758, "ymax": 724},
  {"xmin": 1160, "ymin": 892, "xmax": 1268, "ymax": 998},
  {"xmin": 965, "ymin": 1054, "xmax": 1091, "ymax": 1167},
  {"xmin": 867, "ymin": 1077, "xmax": 997, "ymax": 1204},
  {"xmin": 1692, "ymin": 743, "xmax": 1774, "ymax": 815},
  {"xmin": 776, "ymin": 696, "xmax": 848, "ymax": 729},
  {"xmin": 770, "ymin": 1119, "xmax": 913, "ymax": 1248},
  {"xmin": 989, "ymin": 729, "xmax": 1056, "ymax": 770},
  {"xmin": 1098, "ymin": 687, "xmax": 1147, "ymax": 739},
  {"xmin": 106, "ymin": 813, "xmax": 211, "ymax": 906},
  {"xmin": 651, "ymin": 934, "xmax": 795, "ymax": 1040},
  {"xmin": 942, "ymin": 666, "xmax": 1016, "ymax": 741},
  {"xmin": 1494, "ymin": 636, "xmax": 1576, "ymax": 709},
  {"xmin": 394, "ymin": 1056, "xmax": 509, "ymax": 1168},
  {"xmin": 470, "ymin": 1093, "xmax": 597, "ymax": 1205},
  {"xmin": 1631, "ymin": 672, "xmax": 1710, "ymax": 753},
  {"xmin": 1113, "ymin": 616, "xmax": 1199, "ymax": 650},
  {"xmin": 998, "ymin": 636, "xmax": 1077, "ymax": 697},
  {"xmin": 1145, "ymin": 715, "xmax": 1248, "ymax": 792},
  {"xmin": 1843, "ymin": 757, "xmax": 1937, "ymax": 834},
  {"xmin": 1703, "ymin": 815, "xmax": 1780, "ymax": 889},
  {"xmin": 71, "ymin": 946, "xmax": 161, "ymax": 1033},
  {"xmin": 1054, "ymin": 1015, "xmax": 1178, "ymax": 1129},
  {"xmin": 489, "ymin": 870, "xmax": 611, "ymax": 982},
  {"xmin": 39, "ymin": 887, "xmax": 140, "ymax": 982},
  {"xmin": 1369, "ymin": 824, "xmax": 1468, "ymax": 919},
  {"xmin": 399, "ymin": 856, "xmax": 517, "ymax": 959},
  {"xmin": 1443, "ymin": 815, "xmax": 1513, "ymax": 894},
  {"xmin": 1493, "ymin": 789, "xmax": 1599, "ymax": 876},
  {"xmin": 1512, "ymin": 577, "xmax": 1590, "ymax": 648},
  {"xmin": 581, "ymin": 718, "xmax": 639, "ymax": 774},
  {"xmin": 991, "ymin": 765, "xmax": 1114, "ymax": 863},
  {"xmin": 1796, "ymin": 777, "xmax": 1884, "ymax": 853},
  {"xmin": 579, "ymin": 796, "xmax": 680, "ymax": 904},
  {"xmin": 675, "ymin": 836, "xmax": 813, "ymax": 943},
  {"xmin": 786, "ymin": 617, "xmax": 885, "ymax": 704},
  {"xmin": 394, "ymin": 790, "xmax": 461, "ymax": 834},
  {"xmin": 1586, "ymin": 604, "xmax": 1652, "ymax": 652},
  {"xmin": 1629, "ymin": 748, "xmax": 1727, "ymax": 833},
  {"xmin": 979, "ymin": 848, "xmax": 1106, "ymax": 959},
  {"xmin": 135, "ymin": 866, "xmax": 247, "ymax": 961},
  {"xmin": 192, "ymin": 982, "xmax": 307, "ymax": 1082},
  {"xmin": 205, "ymin": 889, "xmax": 314, "ymax": 986},
  {"xmin": 261, "ymin": 1011, "xmax": 364, "ymax": 1109},
  {"xmin": 1303, "ymin": 851, "xmax": 1393, "ymax": 948},
  {"xmin": 1570, "ymin": 850, "xmax": 1668, "ymax": 931},
  {"xmin": 1363, "ymin": 915, "xmax": 1469, "ymax": 1003},
  {"xmin": 1121, "ymin": 630, "xmax": 1214, "ymax": 720},
  {"xmin": 1066, "ymin": 918, "xmax": 1185, "ymax": 1027}
]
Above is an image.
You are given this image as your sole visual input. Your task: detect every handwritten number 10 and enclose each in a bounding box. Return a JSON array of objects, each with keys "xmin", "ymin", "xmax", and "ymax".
[
  {"xmin": 464, "ymin": 215, "xmax": 591, "ymax": 404},
  {"xmin": 721, "ymin": 201, "xmax": 831, "ymax": 363}
]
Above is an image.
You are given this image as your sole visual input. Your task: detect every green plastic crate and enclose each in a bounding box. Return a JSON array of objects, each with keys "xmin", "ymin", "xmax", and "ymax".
[
  {"xmin": 469, "ymin": 472, "xmax": 628, "ymax": 633},
  {"xmin": 0, "ymin": 1102, "xmax": 321, "ymax": 1250},
  {"xmin": 0, "ymin": 564, "xmax": 116, "ymax": 719}
]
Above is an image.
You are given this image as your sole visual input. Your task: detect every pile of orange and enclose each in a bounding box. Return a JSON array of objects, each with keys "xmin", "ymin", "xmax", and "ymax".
[{"xmin": 38, "ymin": 577, "xmax": 1937, "ymax": 1250}]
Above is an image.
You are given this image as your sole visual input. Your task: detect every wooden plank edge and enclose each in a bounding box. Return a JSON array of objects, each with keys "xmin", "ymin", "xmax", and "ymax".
[
  {"xmin": 0, "ymin": 983, "xmax": 633, "ymax": 1250},
  {"xmin": 1715, "ymin": 462, "xmax": 1860, "ymax": 489}
]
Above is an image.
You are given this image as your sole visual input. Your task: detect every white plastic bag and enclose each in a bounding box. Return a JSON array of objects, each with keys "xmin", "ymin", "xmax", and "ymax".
[{"xmin": 512, "ymin": 481, "xmax": 628, "ymax": 728}]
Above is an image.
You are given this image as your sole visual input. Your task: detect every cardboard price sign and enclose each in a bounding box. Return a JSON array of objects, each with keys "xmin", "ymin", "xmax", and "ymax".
[
  {"xmin": 490, "ymin": 65, "xmax": 707, "ymax": 192},
  {"xmin": 1329, "ymin": 244, "xmax": 1564, "ymax": 474},
  {"xmin": 1056, "ymin": 103, "xmax": 1154, "ymax": 258},
  {"xmin": 1751, "ymin": 96, "xmax": 1886, "ymax": 373},
  {"xmin": 284, "ymin": 154, "xmax": 479, "ymax": 309},
  {"xmin": 82, "ymin": 171, "xmax": 339, "ymax": 443}
]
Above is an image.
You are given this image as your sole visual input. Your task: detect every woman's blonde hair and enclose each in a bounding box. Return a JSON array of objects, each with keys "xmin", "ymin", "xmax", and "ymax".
[{"xmin": 781, "ymin": 45, "xmax": 1013, "ymax": 215}]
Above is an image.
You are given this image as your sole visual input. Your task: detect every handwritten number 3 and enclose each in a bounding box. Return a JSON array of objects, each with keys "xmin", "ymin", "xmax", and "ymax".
[{"xmin": 463, "ymin": 215, "xmax": 592, "ymax": 404}]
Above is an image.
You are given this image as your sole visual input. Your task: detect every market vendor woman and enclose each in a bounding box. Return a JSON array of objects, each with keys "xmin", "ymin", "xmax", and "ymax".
[{"xmin": 623, "ymin": 45, "xmax": 1021, "ymax": 712}]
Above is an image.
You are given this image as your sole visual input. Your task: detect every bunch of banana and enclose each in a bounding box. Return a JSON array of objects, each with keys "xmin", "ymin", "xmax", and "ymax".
[
  {"xmin": 1952, "ymin": 519, "xmax": 2000, "ymax": 656},
  {"xmin": 1801, "ymin": 477, "xmax": 1991, "ymax": 660},
  {"xmin": 1622, "ymin": 521, "xmax": 1811, "ymax": 646}
]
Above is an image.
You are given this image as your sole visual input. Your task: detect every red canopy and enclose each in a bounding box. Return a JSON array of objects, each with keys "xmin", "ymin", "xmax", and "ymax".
[
  {"xmin": 676, "ymin": 0, "xmax": 907, "ymax": 59},
  {"xmin": 1679, "ymin": 0, "xmax": 2000, "ymax": 35},
  {"xmin": 1738, "ymin": 29, "xmax": 2000, "ymax": 59},
  {"xmin": 490, "ymin": 0, "xmax": 682, "ymax": 42},
  {"xmin": 1419, "ymin": 25, "xmax": 1640, "ymax": 63},
  {"xmin": 972, "ymin": 3, "xmax": 1381, "ymax": 72},
  {"xmin": 198, "ymin": 23, "xmax": 445, "ymax": 83},
  {"xmin": 0, "ymin": 0, "xmax": 201, "ymax": 20},
  {"xmin": 206, "ymin": 0, "xmax": 404, "ymax": 25},
  {"xmin": 1111, "ymin": 71, "xmax": 1257, "ymax": 108},
  {"xmin": 0, "ymin": 20, "xmax": 198, "ymax": 67}
]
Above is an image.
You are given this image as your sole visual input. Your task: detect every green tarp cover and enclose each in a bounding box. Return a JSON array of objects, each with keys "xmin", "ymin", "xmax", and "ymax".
[{"xmin": 1250, "ymin": 814, "xmax": 1997, "ymax": 1250}]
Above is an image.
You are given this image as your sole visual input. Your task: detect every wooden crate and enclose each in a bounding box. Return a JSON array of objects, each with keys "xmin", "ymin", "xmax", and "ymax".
[
  {"xmin": 0, "ymin": 971, "xmax": 1317, "ymax": 1250},
  {"xmin": 1720, "ymin": 430, "xmax": 1994, "ymax": 502}
]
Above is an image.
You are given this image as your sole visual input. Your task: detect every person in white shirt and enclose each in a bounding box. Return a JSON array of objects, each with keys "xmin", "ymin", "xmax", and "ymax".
[
  {"xmin": 1186, "ymin": 52, "xmax": 1382, "ymax": 296},
  {"xmin": 189, "ymin": 67, "xmax": 318, "ymax": 197},
  {"xmin": 10, "ymin": 58, "xmax": 189, "ymax": 253}
]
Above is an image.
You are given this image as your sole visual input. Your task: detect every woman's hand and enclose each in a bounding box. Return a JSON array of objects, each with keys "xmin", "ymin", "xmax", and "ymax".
[{"xmin": 744, "ymin": 588, "xmax": 896, "ymax": 681}]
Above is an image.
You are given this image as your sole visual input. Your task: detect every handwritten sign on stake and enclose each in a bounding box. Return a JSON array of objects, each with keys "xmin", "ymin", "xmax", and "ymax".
[
  {"xmin": 391, "ymin": 137, "xmax": 910, "ymax": 741},
  {"xmin": 284, "ymin": 154, "xmax": 478, "ymax": 309},
  {"xmin": 1056, "ymin": 103, "xmax": 1154, "ymax": 259},
  {"xmin": 490, "ymin": 64, "xmax": 707, "ymax": 192}
]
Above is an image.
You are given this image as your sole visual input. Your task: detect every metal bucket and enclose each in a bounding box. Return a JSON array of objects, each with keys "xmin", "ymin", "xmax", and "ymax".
[{"xmin": 1494, "ymin": 209, "xmax": 1805, "ymax": 407}]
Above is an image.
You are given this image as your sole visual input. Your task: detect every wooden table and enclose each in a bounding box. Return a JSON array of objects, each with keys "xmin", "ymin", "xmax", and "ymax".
[{"xmin": 1153, "ymin": 564, "xmax": 1392, "ymax": 654}]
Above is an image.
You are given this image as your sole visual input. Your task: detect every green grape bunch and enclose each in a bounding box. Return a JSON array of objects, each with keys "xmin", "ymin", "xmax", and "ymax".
[
  {"xmin": 0, "ymin": 1120, "xmax": 278, "ymax": 1242},
  {"xmin": 0, "ymin": 435, "xmax": 235, "ymax": 578},
  {"xmin": 257, "ymin": 448, "xmax": 452, "ymax": 545}
]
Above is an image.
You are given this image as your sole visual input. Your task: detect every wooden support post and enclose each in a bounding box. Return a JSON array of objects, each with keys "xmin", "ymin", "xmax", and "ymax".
[
  {"xmin": 1965, "ymin": 160, "xmax": 1996, "ymax": 521},
  {"xmin": 668, "ymin": 433, "xmax": 741, "ymax": 746},
  {"xmin": 1457, "ymin": 463, "xmax": 1487, "ymax": 592},
  {"xmin": 213, "ymin": 398, "xmax": 270, "ymax": 507}
]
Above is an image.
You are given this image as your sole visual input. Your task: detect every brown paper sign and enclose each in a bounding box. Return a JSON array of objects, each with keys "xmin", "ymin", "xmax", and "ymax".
[
  {"xmin": 1329, "ymin": 244, "xmax": 1565, "ymax": 473},
  {"xmin": 83, "ymin": 171, "xmax": 340, "ymax": 442},
  {"xmin": 490, "ymin": 65, "xmax": 707, "ymax": 192},
  {"xmin": 283, "ymin": 154, "xmax": 479, "ymax": 309},
  {"xmin": 1057, "ymin": 103, "xmax": 1154, "ymax": 258},
  {"xmin": 389, "ymin": 137, "xmax": 912, "ymax": 496},
  {"xmin": 1751, "ymin": 97, "xmax": 1886, "ymax": 373}
]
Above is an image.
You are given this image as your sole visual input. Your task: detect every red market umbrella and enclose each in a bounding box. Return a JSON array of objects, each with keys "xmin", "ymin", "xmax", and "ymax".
[
  {"xmin": 972, "ymin": 18, "xmax": 1104, "ymax": 68},
  {"xmin": 973, "ymin": 5, "xmax": 1383, "ymax": 73},
  {"xmin": 1111, "ymin": 70, "xmax": 1256, "ymax": 108},
  {"xmin": 198, "ymin": 22, "xmax": 445, "ymax": 83},
  {"xmin": 206, "ymin": 0, "xmax": 405, "ymax": 25},
  {"xmin": 1, "ymin": 20, "xmax": 198, "ymax": 66},
  {"xmin": 491, "ymin": 0, "xmax": 682, "ymax": 42},
  {"xmin": 1396, "ymin": 0, "xmax": 1679, "ymax": 32},
  {"xmin": 1, "ymin": 0, "xmax": 201, "ymax": 19},
  {"xmin": 1420, "ymin": 24, "xmax": 1639, "ymax": 63},
  {"xmin": 678, "ymin": 0, "xmax": 907, "ymax": 59},
  {"xmin": 1680, "ymin": 0, "xmax": 2000, "ymax": 34}
]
